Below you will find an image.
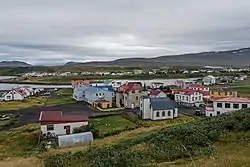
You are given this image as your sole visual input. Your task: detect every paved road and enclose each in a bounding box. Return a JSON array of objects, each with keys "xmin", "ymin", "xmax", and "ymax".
[{"xmin": 179, "ymin": 106, "xmax": 205, "ymax": 116}]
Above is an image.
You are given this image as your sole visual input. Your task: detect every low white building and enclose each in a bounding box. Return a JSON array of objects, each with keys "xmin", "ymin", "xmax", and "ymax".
[
  {"xmin": 2, "ymin": 89, "xmax": 25, "ymax": 101},
  {"xmin": 140, "ymin": 96, "xmax": 178, "ymax": 121},
  {"xmin": 203, "ymin": 75, "xmax": 216, "ymax": 86},
  {"xmin": 39, "ymin": 111, "xmax": 89, "ymax": 136},
  {"xmin": 174, "ymin": 89, "xmax": 203, "ymax": 107},
  {"xmin": 206, "ymin": 97, "xmax": 250, "ymax": 117}
]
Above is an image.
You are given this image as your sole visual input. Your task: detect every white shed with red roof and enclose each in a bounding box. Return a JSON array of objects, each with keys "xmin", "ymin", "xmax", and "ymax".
[{"xmin": 39, "ymin": 111, "xmax": 89, "ymax": 136}]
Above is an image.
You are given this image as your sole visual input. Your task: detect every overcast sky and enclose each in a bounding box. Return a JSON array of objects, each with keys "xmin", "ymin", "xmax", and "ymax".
[{"xmin": 0, "ymin": 0, "xmax": 250, "ymax": 65}]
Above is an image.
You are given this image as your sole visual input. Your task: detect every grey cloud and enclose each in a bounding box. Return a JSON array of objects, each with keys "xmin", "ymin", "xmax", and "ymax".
[{"xmin": 0, "ymin": 0, "xmax": 250, "ymax": 65}]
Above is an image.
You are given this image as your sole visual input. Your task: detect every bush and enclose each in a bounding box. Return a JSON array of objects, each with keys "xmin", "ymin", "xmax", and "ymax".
[{"xmin": 44, "ymin": 109, "xmax": 250, "ymax": 167}]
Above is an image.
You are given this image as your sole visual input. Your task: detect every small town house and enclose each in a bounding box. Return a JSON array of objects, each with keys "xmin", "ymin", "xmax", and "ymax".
[
  {"xmin": 39, "ymin": 111, "xmax": 89, "ymax": 136},
  {"xmin": 149, "ymin": 89, "xmax": 167, "ymax": 98},
  {"xmin": 203, "ymin": 75, "xmax": 216, "ymax": 86},
  {"xmin": 2, "ymin": 88, "xmax": 25, "ymax": 101},
  {"xmin": 116, "ymin": 82, "xmax": 142, "ymax": 108},
  {"xmin": 210, "ymin": 88, "xmax": 237, "ymax": 99},
  {"xmin": 206, "ymin": 97, "xmax": 250, "ymax": 117},
  {"xmin": 140, "ymin": 96, "xmax": 178, "ymax": 120},
  {"xmin": 174, "ymin": 89, "xmax": 203, "ymax": 107}
]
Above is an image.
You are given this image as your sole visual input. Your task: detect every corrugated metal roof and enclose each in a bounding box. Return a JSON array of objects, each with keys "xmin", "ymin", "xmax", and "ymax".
[{"xmin": 150, "ymin": 97, "xmax": 177, "ymax": 110}]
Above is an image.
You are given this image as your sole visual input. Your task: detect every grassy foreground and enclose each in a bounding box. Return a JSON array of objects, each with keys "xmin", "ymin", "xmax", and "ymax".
[{"xmin": 44, "ymin": 109, "xmax": 250, "ymax": 167}]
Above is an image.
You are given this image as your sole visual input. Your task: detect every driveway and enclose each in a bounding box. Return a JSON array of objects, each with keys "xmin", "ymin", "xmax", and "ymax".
[{"xmin": 178, "ymin": 106, "xmax": 206, "ymax": 116}]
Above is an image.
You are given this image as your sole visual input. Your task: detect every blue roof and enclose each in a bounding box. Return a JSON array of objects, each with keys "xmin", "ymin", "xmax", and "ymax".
[
  {"xmin": 84, "ymin": 86, "xmax": 106, "ymax": 93},
  {"xmin": 94, "ymin": 85, "xmax": 114, "ymax": 92},
  {"xmin": 150, "ymin": 97, "xmax": 177, "ymax": 110}
]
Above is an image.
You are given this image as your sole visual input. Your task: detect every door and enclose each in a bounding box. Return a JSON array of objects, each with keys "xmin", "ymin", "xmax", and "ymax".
[
  {"xmin": 64, "ymin": 126, "xmax": 71, "ymax": 135},
  {"xmin": 131, "ymin": 103, "xmax": 135, "ymax": 109}
]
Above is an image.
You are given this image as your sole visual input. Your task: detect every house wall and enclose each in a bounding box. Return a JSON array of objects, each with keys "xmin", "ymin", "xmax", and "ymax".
[
  {"xmin": 151, "ymin": 109, "xmax": 178, "ymax": 120},
  {"xmin": 115, "ymin": 92, "xmax": 123, "ymax": 107},
  {"xmin": 212, "ymin": 101, "xmax": 250, "ymax": 116},
  {"xmin": 175, "ymin": 92, "xmax": 203, "ymax": 107},
  {"xmin": 4, "ymin": 91, "xmax": 24, "ymax": 101},
  {"xmin": 126, "ymin": 90, "xmax": 141, "ymax": 108},
  {"xmin": 93, "ymin": 102, "xmax": 112, "ymax": 108},
  {"xmin": 210, "ymin": 91, "xmax": 237, "ymax": 98},
  {"xmin": 140, "ymin": 98, "xmax": 151, "ymax": 119},
  {"xmin": 41, "ymin": 121, "xmax": 88, "ymax": 136},
  {"xmin": 85, "ymin": 90, "xmax": 113, "ymax": 104}
]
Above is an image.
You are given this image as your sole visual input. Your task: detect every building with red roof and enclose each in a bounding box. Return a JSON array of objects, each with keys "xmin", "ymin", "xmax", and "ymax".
[
  {"xmin": 174, "ymin": 89, "xmax": 204, "ymax": 107},
  {"xmin": 39, "ymin": 111, "xmax": 89, "ymax": 135},
  {"xmin": 149, "ymin": 89, "xmax": 167, "ymax": 98},
  {"xmin": 116, "ymin": 82, "xmax": 142, "ymax": 108},
  {"xmin": 1, "ymin": 88, "xmax": 25, "ymax": 101},
  {"xmin": 186, "ymin": 84, "xmax": 210, "ymax": 98},
  {"xmin": 206, "ymin": 97, "xmax": 250, "ymax": 117},
  {"xmin": 71, "ymin": 80, "xmax": 90, "ymax": 88}
]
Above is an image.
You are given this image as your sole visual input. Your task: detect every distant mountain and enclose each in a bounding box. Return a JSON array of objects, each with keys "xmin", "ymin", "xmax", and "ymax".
[
  {"xmin": 65, "ymin": 47, "xmax": 250, "ymax": 67},
  {"xmin": 0, "ymin": 61, "xmax": 32, "ymax": 67}
]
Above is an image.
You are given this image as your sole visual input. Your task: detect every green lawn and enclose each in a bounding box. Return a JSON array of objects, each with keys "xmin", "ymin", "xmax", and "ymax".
[
  {"xmin": 55, "ymin": 89, "xmax": 73, "ymax": 96},
  {"xmin": 89, "ymin": 115, "xmax": 137, "ymax": 134},
  {"xmin": 0, "ymin": 96, "xmax": 75, "ymax": 111}
]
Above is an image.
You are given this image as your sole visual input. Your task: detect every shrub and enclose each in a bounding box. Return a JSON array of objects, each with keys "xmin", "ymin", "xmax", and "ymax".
[{"xmin": 44, "ymin": 109, "xmax": 250, "ymax": 167}]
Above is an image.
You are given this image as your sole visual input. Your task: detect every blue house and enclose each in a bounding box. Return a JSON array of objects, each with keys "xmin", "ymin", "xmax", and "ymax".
[
  {"xmin": 82, "ymin": 86, "xmax": 113, "ymax": 104},
  {"xmin": 93, "ymin": 85, "xmax": 114, "ymax": 93}
]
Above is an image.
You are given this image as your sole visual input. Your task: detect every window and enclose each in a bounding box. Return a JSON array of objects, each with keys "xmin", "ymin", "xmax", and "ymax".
[
  {"xmin": 47, "ymin": 125, "xmax": 54, "ymax": 131},
  {"xmin": 225, "ymin": 92, "xmax": 228, "ymax": 96},
  {"xmin": 168, "ymin": 111, "xmax": 171, "ymax": 116},
  {"xmin": 103, "ymin": 93, "xmax": 104, "ymax": 96},
  {"xmin": 99, "ymin": 93, "xmax": 102, "ymax": 96},
  {"xmin": 173, "ymin": 109, "xmax": 175, "ymax": 115},
  {"xmin": 182, "ymin": 96, "xmax": 184, "ymax": 100},
  {"xmin": 96, "ymin": 93, "xmax": 98, "ymax": 96},
  {"xmin": 156, "ymin": 112, "xmax": 160, "ymax": 117},
  {"xmin": 149, "ymin": 104, "xmax": 152, "ymax": 109},
  {"xmin": 199, "ymin": 96, "xmax": 201, "ymax": 101},
  {"xmin": 162, "ymin": 111, "xmax": 165, "ymax": 117},
  {"xmin": 217, "ymin": 111, "xmax": 220, "ymax": 115},
  {"xmin": 186, "ymin": 97, "xmax": 189, "ymax": 101},
  {"xmin": 211, "ymin": 91, "xmax": 214, "ymax": 95},
  {"xmin": 210, "ymin": 113, "xmax": 213, "ymax": 117},
  {"xmin": 132, "ymin": 90, "xmax": 135, "ymax": 93},
  {"xmin": 242, "ymin": 104, "xmax": 248, "ymax": 109},
  {"xmin": 192, "ymin": 97, "xmax": 194, "ymax": 101},
  {"xmin": 195, "ymin": 97, "xmax": 198, "ymax": 100},
  {"xmin": 233, "ymin": 104, "xmax": 239, "ymax": 109},
  {"xmin": 6, "ymin": 96, "xmax": 11, "ymax": 99},
  {"xmin": 217, "ymin": 103, "xmax": 222, "ymax": 108},
  {"xmin": 225, "ymin": 103, "xmax": 231, "ymax": 108},
  {"xmin": 136, "ymin": 96, "xmax": 138, "ymax": 100}
]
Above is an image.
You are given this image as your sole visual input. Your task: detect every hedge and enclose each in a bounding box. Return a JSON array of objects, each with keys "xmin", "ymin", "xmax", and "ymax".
[{"xmin": 44, "ymin": 109, "xmax": 250, "ymax": 167}]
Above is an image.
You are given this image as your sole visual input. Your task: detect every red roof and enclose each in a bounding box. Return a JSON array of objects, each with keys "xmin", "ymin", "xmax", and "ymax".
[
  {"xmin": 187, "ymin": 84, "xmax": 208, "ymax": 89},
  {"xmin": 117, "ymin": 82, "xmax": 142, "ymax": 93},
  {"xmin": 39, "ymin": 111, "xmax": 89, "ymax": 125},
  {"xmin": 206, "ymin": 106, "xmax": 214, "ymax": 111},
  {"xmin": 214, "ymin": 97, "xmax": 250, "ymax": 103},
  {"xmin": 150, "ymin": 89, "xmax": 162, "ymax": 96},
  {"xmin": 14, "ymin": 88, "xmax": 26, "ymax": 96}
]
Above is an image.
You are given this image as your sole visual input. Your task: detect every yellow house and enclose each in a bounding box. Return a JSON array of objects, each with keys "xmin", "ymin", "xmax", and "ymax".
[
  {"xmin": 93, "ymin": 100, "xmax": 112, "ymax": 109},
  {"xmin": 210, "ymin": 88, "xmax": 237, "ymax": 99}
]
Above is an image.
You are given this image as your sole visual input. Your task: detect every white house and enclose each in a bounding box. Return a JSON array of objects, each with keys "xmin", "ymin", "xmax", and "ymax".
[
  {"xmin": 2, "ymin": 88, "xmax": 25, "ymax": 101},
  {"xmin": 203, "ymin": 75, "xmax": 216, "ymax": 86},
  {"xmin": 151, "ymin": 82, "xmax": 164, "ymax": 89},
  {"xmin": 174, "ymin": 89, "xmax": 203, "ymax": 107},
  {"xmin": 140, "ymin": 96, "xmax": 178, "ymax": 121},
  {"xmin": 149, "ymin": 89, "xmax": 167, "ymax": 98},
  {"xmin": 206, "ymin": 97, "xmax": 250, "ymax": 117},
  {"xmin": 133, "ymin": 70, "xmax": 143, "ymax": 75},
  {"xmin": 39, "ymin": 111, "xmax": 89, "ymax": 136},
  {"xmin": 186, "ymin": 84, "xmax": 210, "ymax": 98}
]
